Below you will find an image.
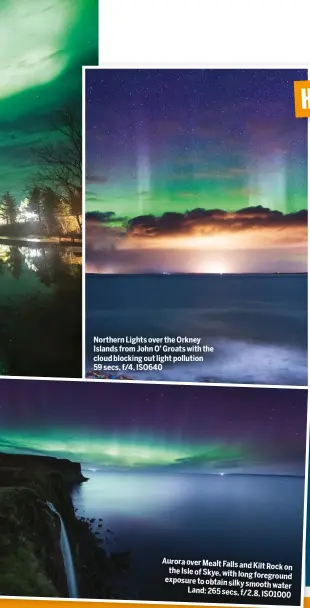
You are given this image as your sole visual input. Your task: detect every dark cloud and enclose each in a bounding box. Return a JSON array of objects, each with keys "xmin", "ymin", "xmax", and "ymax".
[
  {"xmin": 125, "ymin": 207, "xmax": 308, "ymax": 238},
  {"xmin": 85, "ymin": 193, "xmax": 100, "ymax": 204},
  {"xmin": 86, "ymin": 213, "xmax": 127, "ymax": 256},
  {"xmin": 85, "ymin": 206, "xmax": 308, "ymax": 273},
  {"xmin": 86, "ymin": 173, "xmax": 108, "ymax": 184},
  {"xmin": 86, "ymin": 206, "xmax": 307, "ymax": 245},
  {"xmin": 86, "ymin": 211, "xmax": 128, "ymax": 224}
]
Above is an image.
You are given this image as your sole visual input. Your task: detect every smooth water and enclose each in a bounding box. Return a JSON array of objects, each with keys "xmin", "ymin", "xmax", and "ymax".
[
  {"xmin": 0, "ymin": 242, "xmax": 82, "ymax": 377},
  {"xmin": 86, "ymin": 274, "xmax": 307, "ymax": 385},
  {"xmin": 73, "ymin": 469, "xmax": 304, "ymax": 603},
  {"xmin": 0, "ymin": 243, "xmax": 81, "ymax": 298},
  {"xmin": 47, "ymin": 502, "xmax": 78, "ymax": 598}
]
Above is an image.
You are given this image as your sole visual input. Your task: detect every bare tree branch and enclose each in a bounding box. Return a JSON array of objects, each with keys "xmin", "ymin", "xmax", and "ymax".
[{"xmin": 31, "ymin": 106, "xmax": 82, "ymax": 198}]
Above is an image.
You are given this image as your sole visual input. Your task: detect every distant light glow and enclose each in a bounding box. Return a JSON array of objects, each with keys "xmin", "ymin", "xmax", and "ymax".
[
  {"xmin": 0, "ymin": 245, "xmax": 10, "ymax": 262},
  {"xmin": 16, "ymin": 198, "xmax": 39, "ymax": 224},
  {"xmin": 201, "ymin": 261, "xmax": 227, "ymax": 275},
  {"xmin": 17, "ymin": 211, "xmax": 39, "ymax": 223}
]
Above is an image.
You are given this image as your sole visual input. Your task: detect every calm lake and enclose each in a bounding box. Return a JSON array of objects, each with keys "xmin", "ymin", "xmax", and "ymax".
[
  {"xmin": 0, "ymin": 241, "xmax": 82, "ymax": 377},
  {"xmin": 73, "ymin": 469, "xmax": 304, "ymax": 605}
]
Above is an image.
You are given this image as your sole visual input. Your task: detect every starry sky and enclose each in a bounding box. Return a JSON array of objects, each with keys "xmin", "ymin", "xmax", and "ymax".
[
  {"xmin": 0, "ymin": 379, "xmax": 307, "ymax": 475},
  {"xmin": 0, "ymin": 0, "xmax": 98, "ymax": 202},
  {"xmin": 85, "ymin": 69, "xmax": 308, "ymax": 274}
]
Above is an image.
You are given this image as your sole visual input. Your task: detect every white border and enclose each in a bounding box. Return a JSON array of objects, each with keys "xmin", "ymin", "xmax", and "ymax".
[
  {"xmin": 82, "ymin": 65, "xmax": 86, "ymax": 379},
  {"xmin": 98, "ymin": 0, "xmax": 310, "ymax": 67},
  {"xmin": 87, "ymin": 62, "xmax": 310, "ymax": 70},
  {"xmin": 0, "ymin": 598, "xmax": 304, "ymax": 608},
  {"xmin": 0, "ymin": 597, "xmax": 305, "ymax": 608},
  {"xmin": 0, "ymin": 375, "xmax": 307, "ymax": 390},
  {"xmin": 301, "ymin": 390, "xmax": 310, "ymax": 601}
]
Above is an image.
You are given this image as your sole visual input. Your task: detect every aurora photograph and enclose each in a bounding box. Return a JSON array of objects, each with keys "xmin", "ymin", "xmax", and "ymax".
[
  {"xmin": 0, "ymin": 0, "xmax": 98, "ymax": 378},
  {"xmin": 0, "ymin": 379, "xmax": 307, "ymax": 604},
  {"xmin": 85, "ymin": 68, "xmax": 307, "ymax": 275},
  {"xmin": 85, "ymin": 68, "xmax": 307, "ymax": 386}
]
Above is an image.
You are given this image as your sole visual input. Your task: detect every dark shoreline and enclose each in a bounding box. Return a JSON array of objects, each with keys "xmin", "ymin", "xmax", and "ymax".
[
  {"xmin": 0, "ymin": 453, "xmax": 129, "ymax": 599},
  {"xmin": 0, "ymin": 236, "xmax": 82, "ymax": 248}
]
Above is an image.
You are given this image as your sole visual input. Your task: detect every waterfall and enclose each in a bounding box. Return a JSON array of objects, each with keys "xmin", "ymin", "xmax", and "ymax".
[{"xmin": 46, "ymin": 501, "xmax": 78, "ymax": 598}]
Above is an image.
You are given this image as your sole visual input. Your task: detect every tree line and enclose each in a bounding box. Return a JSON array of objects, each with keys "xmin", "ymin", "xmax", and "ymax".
[
  {"xmin": 0, "ymin": 107, "xmax": 82, "ymax": 237},
  {"xmin": 0, "ymin": 186, "xmax": 81, "ymax": 235}
]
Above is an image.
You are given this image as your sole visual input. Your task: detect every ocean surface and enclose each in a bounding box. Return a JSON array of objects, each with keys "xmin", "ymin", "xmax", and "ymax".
[
  {"xmin": 72, "ymin": 470, "xmax": 304, "ymax": 604},
  {"xmin": 86, "ymin": 274, "xmax": 307, "ymax": 385}
]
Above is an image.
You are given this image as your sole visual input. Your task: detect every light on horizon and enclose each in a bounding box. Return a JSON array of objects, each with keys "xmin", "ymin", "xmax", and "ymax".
[{"xmin": 200, "ymin": 261, "xmax": 228, "ymax": 274}]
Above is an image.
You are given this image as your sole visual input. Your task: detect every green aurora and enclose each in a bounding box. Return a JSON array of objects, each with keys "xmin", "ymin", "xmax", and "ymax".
[
  {"xmin": 1, "ymin": 428, "xmax": 247, "ymax": 469},
  {"xmin": 0, "ymin": 0, "xmax": 98, "ymax": 201},
  {"xmin": 0, "ymin": 382, "xmax": 305, "ymax": 475},
  {"xmin": 85, "ymin": 69, "xmax": 308, "ymax": 220}
]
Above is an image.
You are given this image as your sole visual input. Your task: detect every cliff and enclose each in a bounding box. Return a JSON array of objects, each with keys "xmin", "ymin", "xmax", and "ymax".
[
  {"xmin": 0, "ymin": 485, "xmax": 67, "ymax": 597},
  {"xmin": 0, "ymin": 453, "xmax": 87, "ymax": 485},
  {"xmin": 0, "ymin": 453, "xmax": 129, "ymax": 600},
  {"xmin": 0, "ymin": 452, "xmax": 87, "ymax": 598}
]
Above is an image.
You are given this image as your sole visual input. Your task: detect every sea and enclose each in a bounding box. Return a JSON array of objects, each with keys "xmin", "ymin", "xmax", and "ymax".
[
  {"xmin": 86, "ymin": 273, "xmax": 307, "ymax": 385},
  {"xmin": 72, "ymin": 469, "xmax": 304, "ymax": 605}
]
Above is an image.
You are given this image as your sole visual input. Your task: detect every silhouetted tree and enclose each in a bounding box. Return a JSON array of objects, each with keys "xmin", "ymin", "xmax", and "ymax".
[
  {"xmin": 0, "ymin": 192, "xmax": 17, "ymax": 225},
  {"xmin": 6, "ymin": 246, "xmax": 23, "ymax": 279},
  {"xmin": 31, "ymin": 107, "xmax": 82, "ymax": 231},
  {"xmin": 41, "ymin": 187, "xmax": 59, "ymax": 234},
  {"xmin": 68, "ymin": 186, "xmax": 82, "ymax": 231},
  {"xmin": 28, "ymin": 186, "xmax": 45, "ymax": 230}
]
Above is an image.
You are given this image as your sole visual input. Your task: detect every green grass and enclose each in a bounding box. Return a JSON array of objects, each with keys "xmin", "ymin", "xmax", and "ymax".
[
  {"xmin": 0, "ymin": 486, "xmax": 60, "ymax": 597},
  {"xmin": 0, "ymin": 542, "xmax": 57, "ymax": 597}
]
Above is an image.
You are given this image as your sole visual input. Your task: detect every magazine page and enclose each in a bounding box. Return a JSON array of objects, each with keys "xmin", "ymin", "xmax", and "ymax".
[{"xmin": 0, "ymin": 3, "xmax": 309, "ymax": 608}]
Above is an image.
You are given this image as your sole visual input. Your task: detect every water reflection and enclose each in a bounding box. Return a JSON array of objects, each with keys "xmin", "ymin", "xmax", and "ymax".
[
  {"xmin": 0, "ymin": 242, "xmax": 82, "ymax": 378},
  {"xmin": 0, "ymin": 243, "xmax": 81, "ymax": 290}
]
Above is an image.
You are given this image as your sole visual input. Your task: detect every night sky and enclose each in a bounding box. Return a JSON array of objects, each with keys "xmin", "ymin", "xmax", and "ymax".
[
  {"xmin": 0, "ymin": 379, "xmax": 307, "ymax": 475},
  {"xmin": 86, "ymin": 69, "xmax": 308, "ymax": 274},
  {"xmin": 0, "ymin": 0, "xmax": 98, "ymax": 202}
]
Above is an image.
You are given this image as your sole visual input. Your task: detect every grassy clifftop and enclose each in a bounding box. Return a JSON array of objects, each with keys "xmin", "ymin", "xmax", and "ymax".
[
  {"xmin": 0, "ymin": 485, "xmax": 67, "ymax": 597},
  {"xmin": 0, "ymin": 453, "xmax": 87, "ymax": 485},
  {"xmin": 0, "ymin": 452, "xmax": 130, "ymax": 600},
  {"xmin": 0, "ymin": 453, "xmax": 85, "ymax": 597}
]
